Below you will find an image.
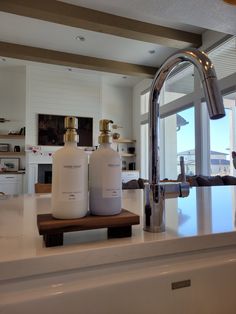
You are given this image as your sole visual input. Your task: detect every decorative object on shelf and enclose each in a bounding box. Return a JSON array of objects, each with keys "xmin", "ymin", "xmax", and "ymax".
[
  {"xmin": 26, "ymin": 145, "xmax": 41, "ymax": 152},
  {"xmin": 14, "ymin": 146, "xmax": 21, "ymax": 152},
  {"xmin": 8, "ymin": 127, "xmax": 25, "ymax": 136},
  {"xmin": 26, "ymin": 145, "xmax": 53, "ymax": 157},
  {"xmin": 127, "ymin": 147, "xmax": 135, "ymax": 154},
  {"xmin": 129, "ymin": 162, "xmax": 136, "ymax": 170},
  {"xmin": 0, "ymin": 158, "xmax": 19, "ymax": 172},
  {"xmin": 112, "ymin": 123, "xmax": 122, "ymax": 144},
  {"xmin": 8, "ymin": 131, "xmax": 20, "ymax": 135},
  {"xmin": 122, "ymin": 160, "xmax": 127, "ymax": 170},
  {"xmin": 0, "ymin": 118, "xmax": 10, "ymax": 123},
  {"xmin": 112, "ymin": 133, "xmax": 120, "ymax": 152},
  {"xmin": 112, "ymin": 132, "xmax": 120, "ymax": 140},
  {"xmin": 112, "ymin": 124, "xmax": 123, "ymax": 130},
  {"xmin": 0, "ymin": 144, "xmax": 10, "ymax": 152},
  {"xmin": 232, "ymin": 151, "xmax": 236, "ymax": 169},
  {"xmin": 19, "ymin": 127, "xmax": 25, "ymax": 135}
]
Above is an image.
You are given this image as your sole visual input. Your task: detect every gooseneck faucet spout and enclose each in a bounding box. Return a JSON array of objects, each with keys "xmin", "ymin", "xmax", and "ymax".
[{"xmin": 144, "ymin": 48, "xmax": 225, "ymax": 233}]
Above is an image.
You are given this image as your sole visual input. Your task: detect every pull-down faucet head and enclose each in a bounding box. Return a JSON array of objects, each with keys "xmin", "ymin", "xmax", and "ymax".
[{"xmin": 144, "ymin": 48, "xmax": 225, "ymax": 233}]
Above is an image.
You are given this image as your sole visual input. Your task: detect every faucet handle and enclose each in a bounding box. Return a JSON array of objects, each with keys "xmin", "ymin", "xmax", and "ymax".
[
  {"xmin": 179, "ymin": 182, "xmax": 190, "ymax": 197},
  {"xmin": 179, "ymin": 156, "xmax": 186, "ymax": 182},
  {"xmin": 161, "ymin": 182, "xmax": 190, "ymax": 199}
]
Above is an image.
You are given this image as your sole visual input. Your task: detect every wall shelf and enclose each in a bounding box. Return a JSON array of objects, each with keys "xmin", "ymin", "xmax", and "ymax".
[
  {"xmin": 0, "ymin": 135, "xmax": 25, "ymax": 140},
  {"xmin": 120, "ymin": 153, "xmax": 136, "ymax": 157},
  {"xmin": 113, "ymin": 138, "xmax": 136, "ymax": 144},
  {"xmin": 0, "ymin": 152, "xmax": 25, "ymax": 156}
]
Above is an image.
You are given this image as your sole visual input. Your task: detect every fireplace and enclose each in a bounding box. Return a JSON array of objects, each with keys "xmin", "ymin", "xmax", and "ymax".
[{"xmin": 38, "ymin": 164, "xmax": 52, "ymax": 183}]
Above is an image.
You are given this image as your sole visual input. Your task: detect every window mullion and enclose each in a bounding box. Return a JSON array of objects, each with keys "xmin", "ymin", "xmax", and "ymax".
[{"xmin": 194, "ymin": 69, "xmax": 210, "ymax": 175}]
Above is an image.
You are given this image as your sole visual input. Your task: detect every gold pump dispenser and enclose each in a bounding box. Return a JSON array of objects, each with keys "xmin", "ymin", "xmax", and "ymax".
[
  {"xmin": 98, "ymin": 119, "xmax": 113, "ymax": 144},
  {"xmin": 64, "ymin": 116, "xmax": 78, "ymax": 143}
]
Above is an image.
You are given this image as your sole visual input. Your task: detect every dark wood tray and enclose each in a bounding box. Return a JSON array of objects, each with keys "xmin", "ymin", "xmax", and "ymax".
[{"xmin": 37, "ymin": 209, "xmax": 140, "ymax": 247}]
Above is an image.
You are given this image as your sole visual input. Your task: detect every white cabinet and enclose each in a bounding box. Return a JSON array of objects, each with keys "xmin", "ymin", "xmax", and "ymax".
[
  {"xmin": 0, "ymin": 174, "xmax": 23, "ymax": 195},
  {"xmin": 121, "ymin": 170, "xmax": 139, "ymax": 183}
]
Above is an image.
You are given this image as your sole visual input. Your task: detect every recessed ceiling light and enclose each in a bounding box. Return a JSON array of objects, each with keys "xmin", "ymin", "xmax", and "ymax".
[
  {"xmin": 223, "ymin": 0, "xmax": 236, "ymax": 5},
  {"xmin": 75, "ymin": 35, "xmax": 85, "ymax": 42},
  {"xmin": 148, "ymin": 50, "xmax": 156, "ymax": 54}
]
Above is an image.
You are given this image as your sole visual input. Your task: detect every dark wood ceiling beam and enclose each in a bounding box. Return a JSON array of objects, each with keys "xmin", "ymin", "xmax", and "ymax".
[
  {"xmin": 0, "ymin": 0, "xmax": 202, "ymax": 49},
  {"xmin": 0, "ymin": 41, "xmax": 157, "ymax": 77}
]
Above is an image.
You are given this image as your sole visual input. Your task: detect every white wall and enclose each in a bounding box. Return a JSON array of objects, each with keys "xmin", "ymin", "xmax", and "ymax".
[
  {"xmin": 0, "ymin": 66, "xmax": 26, "ymax": 134},
  {"xmin": 101, "ymin": 82, "xmax": 133, "ymax": 139},
  {"xmin": 0, "ymin": 66, "xmax": 26, "ymax": 170},
  {"xmin": 26, "ymin": 65, "xmax": 133, "ymax": 147},
  {"xmin": 26, "ymin": 66, "xmax": 102, "ymax": 147}
]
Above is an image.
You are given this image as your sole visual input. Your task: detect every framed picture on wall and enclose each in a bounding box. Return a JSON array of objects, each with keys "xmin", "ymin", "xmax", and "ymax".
[{"xmin": 0, "ymin": 158, "xmax": 20, "ymax": 172}]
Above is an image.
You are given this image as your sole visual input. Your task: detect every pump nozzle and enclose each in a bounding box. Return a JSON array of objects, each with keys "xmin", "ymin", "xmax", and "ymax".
[
  {"xmin": 65, "ymin": 116, "xmax": 78, "ymax": 129},
  {"xmin": 99, "ymin": 119, "xmax": 113, "ymax": 132},
  {"xmin": 64, "ymin": 116, "xmax": 78, "ymax": 143},
  {"xmin": 99, "ymin": 119, "xmax": 113, "ymax": 144}
]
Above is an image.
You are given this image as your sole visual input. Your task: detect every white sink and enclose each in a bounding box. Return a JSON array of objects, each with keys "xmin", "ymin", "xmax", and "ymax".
[{"xmin": 1, "ymin": 247, "xmax": 236, "ymax": 314}]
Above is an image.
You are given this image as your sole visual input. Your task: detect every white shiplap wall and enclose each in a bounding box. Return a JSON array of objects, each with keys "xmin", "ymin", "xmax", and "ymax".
[
  {"xmin": 26, "ymin": 66, "xmax": 133, "ymax": 147},
  {"xmin": 101, "ymin": 82, "xmax": 133, "ymax": 139},
  {"xmin": 0, "ymin": 66, "xmax": 26, "ymax": 134},
  {"xmin": 26, "ymin": 66, "xmax": 102, "ymax": 147},
  {"xmin": 0, "ymin": 66, "xmax": 26, "ymax": 170}
]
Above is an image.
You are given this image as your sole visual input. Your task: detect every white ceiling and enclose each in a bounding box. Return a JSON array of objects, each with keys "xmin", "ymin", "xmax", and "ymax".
[
  {"xmin": 61, "ymin": 0, "xmax": 236, "ymax": 35},
  {"xmin": 165, "ymin": 36, "xmax": 236, "ymax": 94},
  {"xmin": 0, "ymin": 12, "xmax": 177, "ymax": 67},
  {"xmin": 0, "ymin": 0, "xmax": 235, "ymax": 85}
]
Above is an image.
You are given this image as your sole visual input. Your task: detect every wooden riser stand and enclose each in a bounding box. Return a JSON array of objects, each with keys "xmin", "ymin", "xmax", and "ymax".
[{"xmin": 37, "ymin": 209, "xmax": 140, "ymax": 247}]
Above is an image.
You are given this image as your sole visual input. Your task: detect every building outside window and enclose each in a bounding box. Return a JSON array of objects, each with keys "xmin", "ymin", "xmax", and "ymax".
[{"xmin": 210, "ymin": 94, "xmax": 236, "ymax": 175}]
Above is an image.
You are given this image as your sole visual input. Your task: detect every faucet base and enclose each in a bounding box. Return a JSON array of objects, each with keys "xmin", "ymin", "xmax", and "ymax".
[{"xmin": 143, "ymin": 225, "xmax": 165, "ymax": 233}]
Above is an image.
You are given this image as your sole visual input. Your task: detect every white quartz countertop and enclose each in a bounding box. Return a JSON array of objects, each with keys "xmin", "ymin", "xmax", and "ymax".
[{"xmin": 1, "ymin": 186, "xmax": 236, "ymax": 281}]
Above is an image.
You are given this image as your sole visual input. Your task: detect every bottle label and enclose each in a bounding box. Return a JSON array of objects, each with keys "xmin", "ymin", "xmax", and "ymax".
[
  {"xmin": 59, "ymin": 164, "xmax": 84, "ymax": 201},
  {"xmin": 102, "ymin": 162, "xmax": 121, "ymax": 198}
]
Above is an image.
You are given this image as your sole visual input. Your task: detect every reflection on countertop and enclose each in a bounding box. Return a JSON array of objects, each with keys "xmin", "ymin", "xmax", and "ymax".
[{"xmin": 0, "ymin": 186, "xmax": 236, "ymax": 281}]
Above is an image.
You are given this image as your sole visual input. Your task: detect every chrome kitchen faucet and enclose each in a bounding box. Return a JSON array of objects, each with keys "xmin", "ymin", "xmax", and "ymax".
[{"xmin": 144, "ymin": 48, "xmax": 225, "ymax": 233}]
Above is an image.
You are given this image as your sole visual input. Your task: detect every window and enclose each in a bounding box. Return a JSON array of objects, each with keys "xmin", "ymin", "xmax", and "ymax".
[
  {"xmin": 140, "ymin": 91, "xmax": 150, "ymax": 114},
  {"xmin": 162, "ymin": 107, "xmax": 195, "ymax": 180},
  {"xmin": 140, "ymin": 123, "xmax": 149, "ymax": 179},
  {"xmin": 177, "ymin": 107, "xmax": 196, "ymax": 176},
  {"xmin": 138, "ymin": 36, "xmax": 236, "ymax": 178},
  {"xmin": 210, "ymin": 93, "xmax": 236, "ymax": 176},
  {"xmin": 140, "ymin": 90, "xmax": 150, "ymax": 179}
]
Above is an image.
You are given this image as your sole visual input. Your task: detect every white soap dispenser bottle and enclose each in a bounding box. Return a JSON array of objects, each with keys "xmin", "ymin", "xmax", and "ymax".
[
  {"xmin": 52, "ymin": 116, "xmax": 88, "ymax": 219},
  {"xmin": 89, "ymin": 119, "xmax": 122, "ymax": 215}
]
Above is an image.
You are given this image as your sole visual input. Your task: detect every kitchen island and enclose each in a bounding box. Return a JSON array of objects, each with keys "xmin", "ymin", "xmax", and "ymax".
[{"xmin": 1, "ymin": 187, "xmax": 236, "ymax": 313}]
